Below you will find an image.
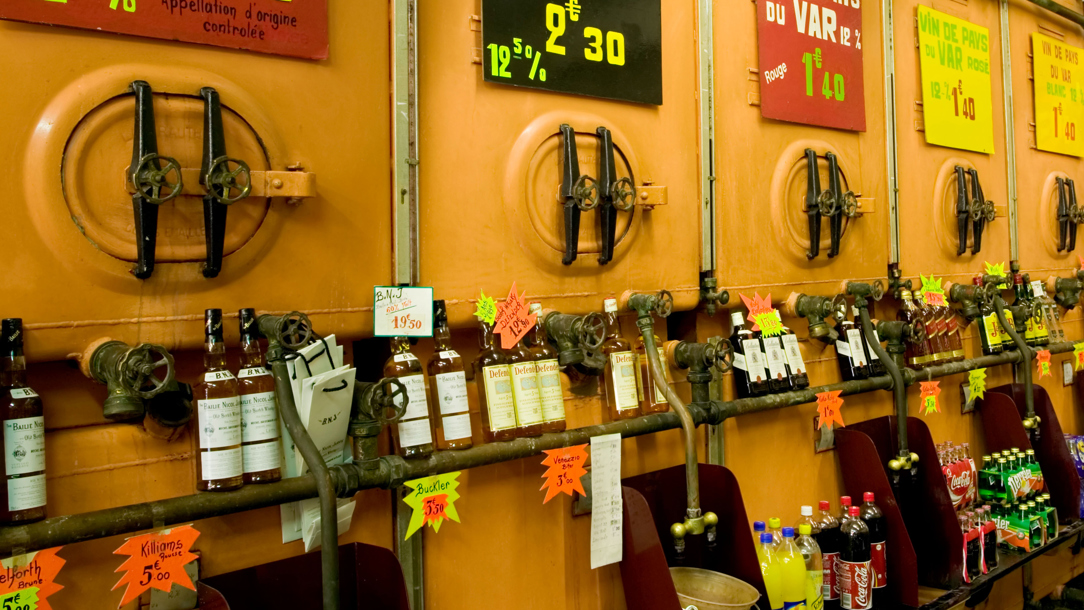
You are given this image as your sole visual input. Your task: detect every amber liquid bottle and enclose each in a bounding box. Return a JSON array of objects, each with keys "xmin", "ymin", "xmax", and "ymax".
[
  {"xmin": 427, "ymin": 301, "xmax": 473, "ymax": 450},
  {"xmin": 474, "ymin": 322, "xmax": 518, "ymax": 442},
  {"xmin": 898, "ymin": 290, "xmax": 932, "ymax": 367},
  {"xmin": 601, "ymin": 298, "xmax": 641, "ymax": 421},
  {"xmin": 915, "ymin": 293, "xmax": 948, "ymax": 363},
  {"xmin": 635, "ymin": 333, "xmax": 672, "ymax": 414},
  {"xmin": 384, "ymin": 336, "xmax": 435, "ymax": 459},
  {"xmin": 195, "ymin": 309, "xmax": 243, "ymax": 492},
  {"xmin": 0, "ymin": 319, "xmax": 46, "ymax": 524},
  {"xmin": 236, "ymin": 309, "xmax": 282, "ymax": 484},
  {"xmin": 529, "ymin": 303, "xmax": 566, "ymax": 433},
  {"xmin": 507, "ymin": 335, "xmax": 544, "ymax": 438}
]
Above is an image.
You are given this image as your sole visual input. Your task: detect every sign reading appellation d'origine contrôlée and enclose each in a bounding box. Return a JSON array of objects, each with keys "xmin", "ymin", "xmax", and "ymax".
[
  {"xmin": 0, "ymin": 0, "xmax": 328, "ymax": 60},
  {"xmin": 756, "ymin": 0, "xmax": 866, "ymax": 131}
]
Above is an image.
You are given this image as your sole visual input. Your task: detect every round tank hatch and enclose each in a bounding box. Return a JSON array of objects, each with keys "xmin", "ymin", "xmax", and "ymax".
[
  {"xmin": 62, "ymin": 93, "xmax": 270, "ymax": 263},
  {"xmin": 770, "ymin": 141, "xmax": 855, "ymax": 263}
]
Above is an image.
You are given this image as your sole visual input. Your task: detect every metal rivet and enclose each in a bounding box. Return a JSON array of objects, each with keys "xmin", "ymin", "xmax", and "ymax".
[
  {"xmin": 640, "ymin": 191, "xmax": 649, "ymax": 200},
  {"xmin": 272, "ymin": 179, "xmax": 284, "ymax": 189}
]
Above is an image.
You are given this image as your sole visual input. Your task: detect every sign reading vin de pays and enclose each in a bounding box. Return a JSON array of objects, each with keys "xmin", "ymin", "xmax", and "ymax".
[
  {"xmin": 1033, "ymin": 33, "xmax": 1084, "ymax": 157},
  {"xmin": 916, "ymin": 6, "xmax": 994, "ymax": 154},
  {"xmin": 482, "ymin": 0, "xmax": 662, "ymax": 105},
  {"xmin": 756, "ymin": 0, "xmax": 866, "ymax": 131},
  {"xmin": 0, "ymin": 0, "xmax": 328, "ymax": 60}
]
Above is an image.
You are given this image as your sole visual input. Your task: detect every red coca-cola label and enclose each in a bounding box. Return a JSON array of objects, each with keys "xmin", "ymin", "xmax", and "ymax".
[
  {"xmin": 823, "ymin": 552, "xmax": 840, "ymax": 600},
  {"xmin": 870, "ymin": 542, "xmax": 887, "ymax": 588},
  {"xmin": 838, "ymin": 560, "xmax": 872, "ymax": 610},
  {"xmin": 961, "ymin": 535, "xmax": 971, "ymax": 584},
  {"xmin": 943, "ymin": 460, "xmax": 977, "ymax": 510}
]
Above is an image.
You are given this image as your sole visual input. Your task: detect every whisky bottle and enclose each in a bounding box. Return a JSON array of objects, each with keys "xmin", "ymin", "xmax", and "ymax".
[
  {"xmin": 474, "ymin": 322, "xmax": 517, "ymax": 442},
  {"xmin": 760, "ymin": 328, "xmax": 793, "ymax": 393},
  {"xmin": 383, "ymin": 336, "xmax": 435, "ymax": 459},
  {"xmin": 0, "ymin": 319, "xmax": 45, "ymax": 524},
  {"xmin": 779, "ymin": 315, "xmax": 810, "ymax": 390},
  {"xmin": 507, "ymin": 332, "xmax": 544, "ymax": 438},
  {"xmin": 1016, "ymin": 275, "xmax": 1038, "ymax": 347},
  {"xmin": 898, "ymin": 290, "xmax": 932, "ymax": 367},
  {"xmin": 528, "ymin": 303, "xmax": 566, "ymax": 433},
  {"xmin": 635, "ymin": 333, "xmax": 671, "ymax": 414},
  {"xmin": 237, "ymin": 309, "xmax": 282, "ymax": 484},
  {"xmin": 195, "ymin": 309, "xmax": 243, "ymax": 492},
  {"xmin": 975, "ymin": 277, "xmax": 1004, "ymax": 356},
  {"xmin": 427, "ymin": 301, "xmax": 473, "ymax": 450},
  {"xmin": 600, "ymin": 298, "xmax": 640, "ymax": 420},
  {"xmin": 730, "ymin": 311, "xmax": 769, "ymax": 398},
  {"xmin": 836, "ymin": 308, "xmax": 870, "ymax": 381},
  {"xmin": 941, "ymin": 303, "xmax": 966, "ymax": 362},
  {"xmin": 914, "ymin": 294, "xmax": 948, "ymax": 364},
  {"xmin": 864, "ymin": 325, "xmax": 887, "ymax": 376}
]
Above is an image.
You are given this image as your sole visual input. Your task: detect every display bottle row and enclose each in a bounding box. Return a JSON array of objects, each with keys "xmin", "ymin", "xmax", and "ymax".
[
  {"xmin": 897, "ymin": 289, "xmax": 964, "ymax": 368},
  {"xmin": 730, "ymin": 310, "xmax": 810, "ymax": 399},
  {"xmin": 835, "ymin": 307, "xmax": 887, "ymax": 382}
]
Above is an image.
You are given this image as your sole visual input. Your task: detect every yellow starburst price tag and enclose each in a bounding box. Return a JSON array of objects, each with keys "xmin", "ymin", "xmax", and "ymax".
[
  {"xmin": 1074, "ymin": 344, "xmax": 1084, "ymax": 372},
  {"xmin": 474, "ymin": 291, "xmax": 497, "ymax": 325},
  {"xmin": 402, "ymin": 472, "xmax": 462, "ymax": 540},
  {"xmin": 969, "ymin": 368, "xmax": 987, "ymax": 401}
]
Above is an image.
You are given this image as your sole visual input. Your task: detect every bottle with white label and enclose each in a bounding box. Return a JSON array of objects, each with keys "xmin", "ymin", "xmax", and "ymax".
[
  {"xmin": 0, "ymin": 319, "xmax": 45, "ymax": 524},
  {"xmin": 853, "ymin": 306, "xmax": 887, "ymax": 377},
  {"xmin": 383, "ymin": 336, "xmax": 435, "ymax": 459},
  {"xmin": 195, "ymin": 309, "xmax": 243, "ymax": 492},
  {"xmin": 760, "ymin": 328, "xmax": 794, "ymax": 393},
  {"xmin": 236, "ymin": 308, "xmax": 282, "ymax": 484},
  {"xmin": 427, "ymin": 300, "xmax": 473, "ymax": 451},
  {"xmin": 730, "ymin": 311, "xmax": 770, "ymax": 398},
  {"xmin": 779, "ymin": 314, "xmax": 810, "ymax": 391},
  {"xmin": 528, "ymin": 303, "xmax": 566, "ymax": 433},
  {"xmin": 507, "ymin": 334, "xmax": 544, "ymax": 438},
  {"xmin": 474, "ymin": 321, "xmax": 517, "ymax": 442},
  {"xmin": 836, "ymin": 310, "xmax": 869, "ymax": 383},
  {"xmin": 600, "ymin": 298, "xmax": 641, "ymax": 421}
]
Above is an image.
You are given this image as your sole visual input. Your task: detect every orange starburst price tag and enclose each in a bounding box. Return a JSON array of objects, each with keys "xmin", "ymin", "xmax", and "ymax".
[
  {"xmin": 493, "ymin": 282, "xmax": 538, "ymax": 350},
  {"xmin": 111, "ymin": 525, "xmax": 199, "ymax": 607},
  {"xmin": 0, "ymin": 548, "xmax": 65, "ymax": 610},
  {"xmin": 816, "ymin": 390, "xmax": 845, "ymax": 430},
  {"xmin": 920, "ymin": 381, "xmax": 942, "ymax": 415},
  {"xmin": 1037, "ymin": 350, "xmax": 1052, "ymax": 378},
  {"xmin": 740, "ymin": 293, "xmax": 784, "ymax": 337},
  {"xmin": 539, "ymin": 444, "xmax": 588, "ymax": 504}
]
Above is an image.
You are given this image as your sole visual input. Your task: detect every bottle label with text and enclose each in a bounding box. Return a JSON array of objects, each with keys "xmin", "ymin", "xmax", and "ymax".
[
  {"xmin": 4, "ymin": 416, "xmax": 45, "ymax": 512},
  {"xmin": 482, "ymin": 365, "xmax": 517, "ymax": 431},
  {"xmin": 847, "ymin": 329, "xmax": 868, "ymax": 367},
  {"xmin": 823, "ymin": 552, "xmax": 839, "ymax": 600},
  {"xmin": 609, "ymin": 352, "xmax": 640, "ymax": 411},
  {"xmin": 242, "ymin": 440, "xmax": 282, "ymax": 473},
  {"xmin": 238, "ymin": 367, "xmax": 271, "ymax": 379},
  {"xmin": 441, "ymin": 413, "xmax": 473, "ymax": 441},
  {"xmin": 240, "ymin": 392, "xmax": 279, "ymax": 443},
  {"xmin": 204, "ymin": 370, "xmax": 236, "ymax": 383},
  {"xmin": 435, "ymin": 372, "xmax": 470, "ymax": 416},
  {"xmin": 395, "ymin": 374, "xmax": 431, "ymax": 422},
  {"xmin": 742, "ymin": 339, "xmax": 767, "ymax": 383},
  {"xmin": 871, "ymin": 542, "xmax": 887, "ymax": 588},
  {"xmin": 838, "ymin": 559, "xmax": 873, "ymax": 610},
  {"xmin": 536, "ymin": 359, "xmax": 565, "ymax": 422},
  {"xmin": 398, "ymin": 418, "xmax": 433, "ymax": 448},
  {"xmin": 511, "ymin": 362, "xmax": 544, "ymax": 426},
  {"xmin": 764, "ymin": 337, "xmax": 789, "ymax": 382},
  {"xmin": 201, "ymin": 447, "xmax": 242, "ymax": 481},
  {"xmin": 782, "ymin": 334, "xmax": 807, "ymax": 375},
  {"xmin": 198, "ymin": 396, "xmax": 242, "ymax": 449}
]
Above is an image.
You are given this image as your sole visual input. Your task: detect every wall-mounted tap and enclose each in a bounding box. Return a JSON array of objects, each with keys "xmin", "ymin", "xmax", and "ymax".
[
  {"xmin": 1046, "ymin": 271, "xmax": 1084, "ymax": 310},
  {"xmin": 540, "ymin": 309, "xmax": 607, "ymax": 370},
  {"xmin": 945, "ymin": 280, "xmax": 989, "ymax": 322},
  {"xmin": 559, "ymin": 124, "xmax": 599, "ymax": 265},
  {"xmin": 350, "ymin": 378, "xmax": 408, "ymax": 468},
  {"xmin": 664, "ymin": 338, "xmax": 733, "ymax": 406},
  {"xmin": 80, "ymin": 339, "xmax": 177, "ymax": 424},
  {"xmin": 780, "ymin": 293, "xmax": 847, "ymax": 344},
  {"xmin": 887, "ymin": 263, "xmax": 912, "ymax": 301},
  {"xmin": 698, "ymin": 272, "xmax": 730, "ymax": 317}
]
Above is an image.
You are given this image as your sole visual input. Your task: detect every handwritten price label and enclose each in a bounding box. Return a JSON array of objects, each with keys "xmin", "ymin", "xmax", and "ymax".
[
  {"xmin": 920, "ymin": 275, "xmax": 947, "ymax": 307},
  {"xmin": 816, "ymin": 390, "xmax": 845, "ymax": 430},
  {"xmin": 0, "ymin": 588, "xmax": 38, "ymax": 610},
  {"xmin": 112, "ymin": 526, "xmax": 198, "ymax": 607},
  {"xmin": 920, "ymin": 381, "xmax": 942, "ymax": 415},
  {"xmin": 539, "ymin": 444, "xmax": 588, "ymax": 503},
  {"xmin": 373, "ymin": 286, "xmax": 433, "ymax": 338},
  {"xmin": 1037, "ymin": 350, "xmax": 1053, "ymax": 379},
  {"xmin": 969, "ymin": 368, "xmax": 987, "ymax": 401},
  {"xmin": 740, "ymin": 293, "xmax": 784, "ymax": 336},
  {"xmin": 1074, "ymin": 344, "xmax": 1084, "ymax": 371},
  {"xmin": 1033, "ymin": 33, "xmax": 1084, "ymax": 157},
  {"xmin": 494, "ymin": 282, "xmax": 538, "ymax": 350},
  {"xmin": 0, "ymin": 549, "xmax": 64, "ymax": 610},
  {"xmin": 402, "ymin": 472, "xmax": 462, "ymax": 540}
]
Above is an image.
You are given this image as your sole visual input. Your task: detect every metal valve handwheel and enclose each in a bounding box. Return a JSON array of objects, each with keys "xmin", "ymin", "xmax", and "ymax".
[
  {"xmin": 573, "ymin": 175, "xmax": 600, "ymax": 211},
  {"xmin": 133, "ymin": 154, "xmax": 183, "ymax": 204},
  {"xmin": 841, "ymin": 191, "xmax": 860, "ymax": 218},
  {"xmin": 827, "ymin": 294, "xmax": 848, "ymax": 324},
  {"xmin": 1070, "ymin": 204, "xmax": 1084, "ymax": 224},
  {"xmin": 908, "ymin": 320, "xmax": 927, "ymax": 345},
  {"xmin": 275, "ymin": 312, "xmax": 313, "ymax": 350},
  {"xmin": 977, "ymin": 283, "xmax": 997, "ymax": 309},
  {"xmin": 817, "ymin": 190, "xmax": 838, "ymax": 217},
  {"xmin": 611, "ymin": 177, "xmax": 637, "ymax": 212},
  {"xmin": 870, "ymin": 280, "xmax": 886, "ymax": 301},
  {"xmin": 369, "ymin": 378, "xmax": 409, "ymax": 425},
  {"xmin": 579, "ymin": 312, "xmax": 607, "ymax": 350},
  {"xmin": 712, "ymin": 339, "xmax": 734, "ymax": 374},
  {"xmin": 983, "ymin": 200, "xmax": 997, "ymax": 223},
  {"xmin": 969, "ymin": 198, "xmax": 985, "ymax": 222},
  {"xmin": 118, "ymin": 344, "xmax": 175, "ymax": 399},
  {"xmin": 206, "ymin": 156, "xmax": 253, "ymax": 204},
  {"xmin": 655, "ymin": 290, "xmax": 674, "ymax": 318},
  {"xmin": 1030, "ymin": 302, "xmax": 1045, "ymax": 321}
]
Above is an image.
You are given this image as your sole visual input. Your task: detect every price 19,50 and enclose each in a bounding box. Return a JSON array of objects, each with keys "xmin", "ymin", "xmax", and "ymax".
[{"xmin": 392, "ymin": 314, "xmax": 423, "ymax": 331}]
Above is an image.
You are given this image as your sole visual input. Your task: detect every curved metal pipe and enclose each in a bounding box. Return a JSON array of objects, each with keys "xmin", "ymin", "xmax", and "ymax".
[
  {"xmin": 993, "ymin": 295, "xmax": 1035, "ymax": 418},
  {"xmin": 856, "ymin": 299, "xmax": 909, "ymax": 458}
]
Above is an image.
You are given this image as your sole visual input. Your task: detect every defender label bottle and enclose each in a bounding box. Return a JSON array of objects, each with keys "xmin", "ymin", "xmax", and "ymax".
[{"xmin": 528, "ymin": 303, "xmax": 566, "ymax": 432}]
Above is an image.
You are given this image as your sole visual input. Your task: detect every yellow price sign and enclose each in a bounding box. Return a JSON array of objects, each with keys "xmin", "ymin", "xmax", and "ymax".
[
  {"xmin": 1033, "ymin": 33, "xmax": 1084, "ymax": 157},
  {"xmin": 916, "ymin": 6, "xmax": 994, "ymax": 154}
]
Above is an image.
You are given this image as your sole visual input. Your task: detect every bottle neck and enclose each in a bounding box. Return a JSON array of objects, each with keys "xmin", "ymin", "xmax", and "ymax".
[
  {"xmin": 479, "ymin": 324, "xmax": 496, "ymax": 350},
  {"xmin": 532, "ymin": 316, "xmax": 549, "ymax": 347},
  {"xmin": 391, "ymin": 336, "xmax": 412, "ymax": 354},
  {"xmin": 2, "ymin": 349, "xmax": 26, "ymax": 387},
  {"xmin": 240, "ymin": 334, "xmax": 263, "ymax": 368},
  {"xmin": 604, "ymin": 312, "xmax": 620, "ymax": 339},
  {"xmin": 433, "ymin": 323, "xmax": 452, "ymax": 350},
  {"xmin": 204, "ymin": 334, "xmax": 227, "ymax": 370}
]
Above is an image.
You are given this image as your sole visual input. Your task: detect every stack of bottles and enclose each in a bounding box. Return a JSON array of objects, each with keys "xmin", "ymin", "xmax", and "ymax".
[
  {"xmin": 731, "ymin": 309, "xmax": 810, "ymax": 399},
  {"xmin": 977, "ymin": 447, "xmax": 1054, "ymax": 552},
  {"xmin": 835, "ymin": 308, "xmax": 887, "ymax": 382},
  {"xmin": 938, "ymin": 442, "xmax": 978, "ymax": 510},
  {"xmin": 1014, "ymin": 275, "xmax": 1053, "ymax": 348},
  {"xmin": 936, "ymin": 442, "xmax": 999, "ymax": 579},
  {"xmin": 896, "ymin": 289, "xmax": 964, "ymax": 369},
  {"xmin": 755, "ymin": 494, "xmax": 885, "ymax": 610}
]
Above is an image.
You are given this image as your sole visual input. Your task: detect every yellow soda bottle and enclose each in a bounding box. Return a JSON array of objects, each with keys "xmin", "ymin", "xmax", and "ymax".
[
  {"xmin": 779, "ymin": 527, "xmax": 809, "ymax": 609},
  {"xmin": 759, "ymin": 533, "xmax": 784, "ymax": 610},
  {"xmin": 797, "ymin": 524, "xmax": 824, "ymax": 610}
]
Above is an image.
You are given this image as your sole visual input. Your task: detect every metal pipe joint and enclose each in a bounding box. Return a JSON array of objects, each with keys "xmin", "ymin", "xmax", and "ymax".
[{"xmin": 780, "ymin": 292, "xmax": 846, "ymax": 344}]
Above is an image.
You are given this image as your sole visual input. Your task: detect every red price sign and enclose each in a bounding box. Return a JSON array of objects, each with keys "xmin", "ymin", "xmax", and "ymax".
[
  {"xmin": 756, "ymin": 0, "xmax": 866, "ymax": 131},
  {"xmin": 816, "ymin": 390, "xmax": 845, "ymax": 430},
  {"xmin": 112, "ymin": 526, "xmax": 199, "ymax": 607},
  {"xmin": 539, "ymin": 444, "xmax": 588, "ymax": 503},
  {"xmin": 0, "ymin": 0, "xmax": 328, "ymax": 60},
  {"xmin": 0, "ymin": 548, "xmax": 65, "ymax": 610},
  {"xmin": 494, "ymin": 282, "xmax": 538, "ymax": 350}
]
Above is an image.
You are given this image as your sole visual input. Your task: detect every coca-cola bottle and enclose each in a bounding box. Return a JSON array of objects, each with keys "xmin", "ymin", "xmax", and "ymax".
[
  {"xmin": 963, "ymin": 511, "xmax": 982, "ymax": 580},
  {"xmin": 837, "ymin": 496, "xmax": 853, "ymax": 525},
  {"xmin": 859, "ymin": 492, "xmax": 887, "ymax": 603},
  {"xmin": 838, "ymin": 506, "xmax": 872, "ymax": 610},
  {"xmin": 817, "ymin": 500, "xmax": 841, "ymax": 610},
  {"xmin": 978, "ymin": 506, "xmax": 998, "ymax": 572}
]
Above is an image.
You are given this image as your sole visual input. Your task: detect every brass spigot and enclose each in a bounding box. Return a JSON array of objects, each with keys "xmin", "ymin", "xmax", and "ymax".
[
  {"xmin": 350, "ymin": 379, "xmax": 408, "ymax": 467},
  {"xmin": 81, "ymin": 339, "xmax": 176, "ymax": 422},
  {"xmin": 1047, "ymin": 272, "xmax": 1084, "ymax": 310},
  {"xmin": 781, "ymin": 292, "xmax": 846, "ymax": 344},
  {"xmin": 699, "ymin": 273, "xmax": 730, "ymax": 317}
]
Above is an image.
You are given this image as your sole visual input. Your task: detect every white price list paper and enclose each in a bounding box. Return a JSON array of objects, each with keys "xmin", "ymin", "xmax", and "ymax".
[
  {"xmin": 590, "ymin": 433, "xmax": 623, "ymax": 569},
  {"xmin": 373, "ymin": 286, "xmax": 434, "ymax": 337}
]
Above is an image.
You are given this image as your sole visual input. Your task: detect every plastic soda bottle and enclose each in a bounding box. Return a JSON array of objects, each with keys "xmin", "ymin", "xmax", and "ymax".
[
  {"xmin": 769, "ymin": 517, "xmax": 784, "ymax": 547},
  {"xmin": 797, "ymin": 524, "xmax": 824, "ymax": 610},
  {"xmin": 760, "ymin": 532, "xmax": 784, "ymax": 610},
  {"xmin": 779, "ymin": 527, "xmax": 809, "ymax": 609}
]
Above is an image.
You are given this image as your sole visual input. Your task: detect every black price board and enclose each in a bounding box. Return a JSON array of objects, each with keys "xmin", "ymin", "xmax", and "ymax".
[{"xmin": 482, "ymin": 0, "xmax": 663, "ymax": 105}]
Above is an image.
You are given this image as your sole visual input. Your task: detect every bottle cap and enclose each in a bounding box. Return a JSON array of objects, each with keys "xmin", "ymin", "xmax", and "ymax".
[
  {"xmin": 604, "ymin": 298, "xmax": 618, "ymax": 313},
  {"xmin": 782, "ymin": 527, "xmax": 795, "ymax": 538},
  {"xmin": 840, "ymin": 496, "xmax": 852, "ymax": 507},
  {"xmin": 205, "ymin": 309, "xmax": 224, "ymax": 337},
  {"xmin": 753, "ymin": 521, "xmax": 765, "ymax": 532},
  {"xmin": 899, "ymin": 289, "xmax": 912, "ymax": 299},
  {"xmin": 434, "ymin": 299, "xmax": 448, "ymax": 323},
  {"xmin": 239, "ymin": 308, "xmax": 258, "ymax": 336},
  {"xmin": 768, "ymin": 517, "xmax": 781, "ymax": 529},
  {"xmin": 798, "ymin": 524, "xmax": 812, "ymax": 536},
  {"xmin": 528, "ymin": 302, "xmax": 542, "ymax": 315},
  {"xmin": 849, "ymin": 506, "xmax": 860, "ymax": 517},
  {"xmin": 863, "ymin": 492, "xmax": 875, "ymax": 503},
  {"xmin": 800, "ymin": 505, "xmax": 813, "ymax": 517},
  {"xmin": 998, "ymin": 458, "xmax": 1007, "ymax": 463},
  {"xmin": 819, "ymin": 500, "xmax": 830, "ymax": 511},
  {"xmin": 1026, "ymin": 449, "xmax": 1035, "ymax": 455},
  {"xmin": 760, "ymin": 533, "xmax": 774, "ymax": 544},
  {"xmin": 1011, "ymin": 447, "xmax": 1020, "ymax": 454},
  {"xmin": 731, "ymin": 310, "xmax": 745, "ymax": 326}
]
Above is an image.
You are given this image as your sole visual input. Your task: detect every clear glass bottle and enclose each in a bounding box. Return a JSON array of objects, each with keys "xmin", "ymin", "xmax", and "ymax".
[
  {"xmin": 635, "ymin": 333, "xmax": 672, "ymax": 414},
  {"xmin": 427, "ymin": 301, "xmax": 473, "ymax": 451},
  {"xmin": 474, "ymin": 322, "xmax": 517, "ymax": 442},
  {"xmin": 507, "ymin": 334, "xmax": 544, "ymax": 438},
  {"xmin": 384, "ymin": 336, "xmax": 435, "ymax": 458},
  {"xmin": 0, "ymin": 319, "xmax": 46, "ymax": 523},
  {"xmin": 529, "ymin": 303, "xmax": 566, "ymax": 433},
  {"xmin": 236, "ymin": 309, "xmax": 282, "ymax": 484},
  {"xmin": 600, "ymin": 298, "xmax": 640, "ymax": 420},
  {"xmin": 195, "ymin": 309, "xmax": 243, "ymax": 492}
]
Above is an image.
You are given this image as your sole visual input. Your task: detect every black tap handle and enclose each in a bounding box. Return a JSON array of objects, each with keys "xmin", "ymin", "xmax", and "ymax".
[
  {"xmin": 968, "ymin": 169, "xmax": 985, "ymax": 255},
  {"xmin": 129, "ymin": 81, "xmax": 161, "ymax": 280},
  {"xmin": 804, "ymin": 149, "xmax": 822, "ymax": 260},
  {"xmin": 955, "ymin": 166, "xmax": 969, "ymax": 256},
  {"xmin": 200, "ymin": 87, "xmax": 229, "ymax": 279},
  {"xmin": 1070, "ymin": 179, "xmax": 1079, "ymax": 252},
  {"xmin": 1058, "ymin": 177, "xmax": 1069, "ymax": 253},
  {"xmin": 826, "ymin": 152, "xmax": 843, "ymax": 258},
  {"xmin": 597, "ymin": 126, "xmax": 618, "ymax": 265},
  {"xmin": 560, "ymin": 124, "xmax": 581, "ymax": 266}
]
